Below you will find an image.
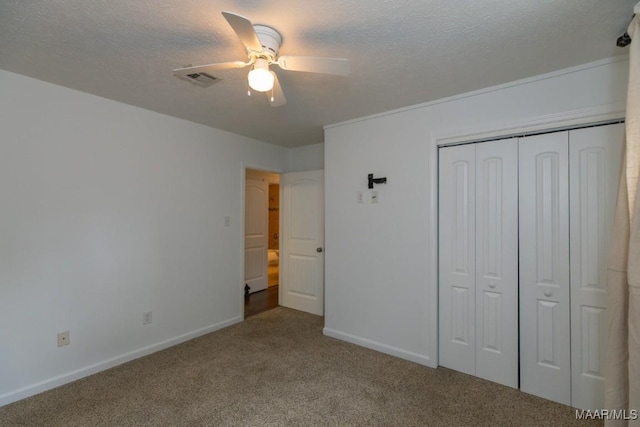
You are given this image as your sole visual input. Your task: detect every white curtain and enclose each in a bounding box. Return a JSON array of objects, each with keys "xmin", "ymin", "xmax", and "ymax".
[{"xmin": 605, "ymin": 7, "xmax": 640, "ymax": 427}]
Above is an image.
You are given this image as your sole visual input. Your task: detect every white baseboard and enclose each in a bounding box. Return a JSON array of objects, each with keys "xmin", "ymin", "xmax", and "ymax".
[
  {"xmin": 322, "ymin": 327, "xmax": 436, "ymax": 368},
  {"xmin": 0, "ymin": 316, "xmax": 243, "ymax": 407}
]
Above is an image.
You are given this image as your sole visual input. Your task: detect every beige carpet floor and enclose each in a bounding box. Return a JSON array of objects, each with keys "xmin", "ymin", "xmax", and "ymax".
[{"xmin": 0, "ymin": 307, "xmax": 601, "ymax": 426}]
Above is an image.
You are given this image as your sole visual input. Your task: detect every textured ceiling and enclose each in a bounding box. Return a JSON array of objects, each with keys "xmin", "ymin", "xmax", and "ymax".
[{"xmin": 0, "ymin": 1, "xmax": 635, "ymax": 147}]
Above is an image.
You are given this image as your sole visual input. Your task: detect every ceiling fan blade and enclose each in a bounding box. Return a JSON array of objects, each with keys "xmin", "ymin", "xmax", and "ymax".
[
  {"xmin": 173, "ymin": 61, "xmax": 249, "ymax": 76},
  {"xmin": 221, "ymin": 11, "xmax": 263, "ymax": 53},
  {"xmin": 276, "ymin": 56, "xmax": 350, "ymax": 76},
  {"xmin": 268, "ymin": 72, "xmax": 286, "ymax": 107}
]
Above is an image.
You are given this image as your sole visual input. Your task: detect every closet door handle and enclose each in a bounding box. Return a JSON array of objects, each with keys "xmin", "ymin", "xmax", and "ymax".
[
  {"xmin": 316, "ymin": 247, "xmax": 323, "ymax": 253},
  {"xmin": 544, "ymin": 290, "xmax": 552, "ymax": 297},
  {"xmin": 488, "ymin": 283, "xmax": 496, "ymax": 289}
]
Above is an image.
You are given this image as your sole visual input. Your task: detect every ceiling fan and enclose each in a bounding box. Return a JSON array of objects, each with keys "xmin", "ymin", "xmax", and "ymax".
[{"xmin": 173, "ymin": 11, "xmax": 350, "ymax": 107}]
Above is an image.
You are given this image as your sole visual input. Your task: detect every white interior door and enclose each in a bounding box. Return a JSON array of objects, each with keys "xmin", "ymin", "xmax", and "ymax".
[
  {"xmin": 245, "ymin": 174, "xmax": 268, "ymax": 294},
  {"xmin": 569, "ymin": 123, "xmax": 624, "ymax": 409},
  {"xmin": 439, "ymin": 140, "xmax": 518, "ymax": 386},
  {"xmin": 439, "ymin": 144, "xmax": 476, "ymax": 375},
  {"xmin": 475, "ymin": 139, "xmax": 519, "ymax": 388},
  {"xmin": 519, "ymin": 132, "xmax": 571, "ymax": 405},
  {"xmin": 280, "ymin": 170, "xmax": 324, "ymax": 315}
]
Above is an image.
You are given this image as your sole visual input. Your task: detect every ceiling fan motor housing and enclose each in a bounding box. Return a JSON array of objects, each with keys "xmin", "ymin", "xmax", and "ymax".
[{"xmin": 253, "ymin": 25, "xmax": 282, "ymax": 58}]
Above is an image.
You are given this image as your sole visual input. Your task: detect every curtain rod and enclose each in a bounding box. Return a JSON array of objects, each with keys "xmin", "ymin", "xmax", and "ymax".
[
  {"xmin": 618, "ymin": 3, "xmax": 640, "ymax": 47},
  {"xmin": 618, "ymin": 20, "xmax": 633, "ymax": 47}
]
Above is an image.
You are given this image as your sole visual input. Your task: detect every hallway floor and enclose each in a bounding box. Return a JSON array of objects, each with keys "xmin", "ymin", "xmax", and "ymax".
[{"xmin": 245, "ymin": 285, "xmax": 279, "ymax": 318}]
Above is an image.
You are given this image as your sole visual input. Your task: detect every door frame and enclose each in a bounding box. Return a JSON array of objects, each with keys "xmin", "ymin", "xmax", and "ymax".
[
  {"xmin": 240, "ymin": 163, "xmax": 283, "ymax": 319},
  {"xmin": 429, "ymin": 105, "xmax": 624, "ymax": 368}
]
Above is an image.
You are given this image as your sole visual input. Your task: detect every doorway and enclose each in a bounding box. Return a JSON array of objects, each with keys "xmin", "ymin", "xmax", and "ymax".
[
  {"xmin": 244, "ymin": 169, "xmax": 280, "ymax": 317},
  {"xmin": 242, "ymin": 167, "xmax": 325, "ymax": 318}
]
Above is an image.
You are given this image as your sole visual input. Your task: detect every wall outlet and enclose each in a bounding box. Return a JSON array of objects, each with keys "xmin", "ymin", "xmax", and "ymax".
[
  {"xmin": 57, "ymin": 331, "xmax": 70, "ymax": 347},
  {"xmin": 357, "ymin": 191, "xmax": 364, "ymax": 203},
  {"xmin": 224, "ymin": 216, "xmax": 231, "ymax": 227},
  {"xmin": 143, "ymin": 311, "xmax": 152, "ymax": 325}
]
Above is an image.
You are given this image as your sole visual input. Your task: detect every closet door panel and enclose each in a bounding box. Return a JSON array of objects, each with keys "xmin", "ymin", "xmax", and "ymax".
[
  {"xmin": 569, "ymin": 123, "xmax": 624, "ymax": 409},
  {"xmin": 439, "ymin": 144, "xmax": 476, "ymax": 375},
  {"xmin": 475, "ymin": 139, "xmax": 519, "ymax": 388},
  {"xmin": 519, "ymin": 132, "xmax": 571, "ymax": 405}
]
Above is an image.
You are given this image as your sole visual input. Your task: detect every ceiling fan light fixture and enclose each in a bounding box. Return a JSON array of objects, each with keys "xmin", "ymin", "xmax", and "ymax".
[
  {"xmin": 174, "ymin": 11, "xmax": 349, "ymax": 108},
  {"xmin": 248, "ymin": 58, "xmax": 274, "ymax": 92}
]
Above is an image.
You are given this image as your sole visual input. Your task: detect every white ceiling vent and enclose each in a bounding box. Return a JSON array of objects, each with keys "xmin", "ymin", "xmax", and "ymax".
[{"xmin": 175, "ymin": 71, "xmax": 222, "ymax": 88}]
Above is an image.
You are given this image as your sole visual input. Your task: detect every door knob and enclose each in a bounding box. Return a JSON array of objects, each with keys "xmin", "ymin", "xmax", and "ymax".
[
  {"xmin": 488, "ymin": 283, "xmax": 496, "ymax": 289},
  {"xmin": 317, "ymin": 247, "xmax": 323, "ymax": 253},
  {"xmin": 544, "ymin": 290, "xmax": 552, "ymax": 297}
]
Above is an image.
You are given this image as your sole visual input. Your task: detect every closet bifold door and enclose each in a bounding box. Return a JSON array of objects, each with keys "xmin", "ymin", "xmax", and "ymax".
[
  {"xmin": 439, "ymin": 144, "xmax": 476, "ymax": 375},
  {"xmin": 475, "ymin": 139, "xmax": 518, "ymax": 388},
  {"xmin": 439, "ymin": 140, "xmax": 518, "ymax": 387},
  {"xmin": 569, "ymin": 123, "xmax": 623, "ymax": 410},
  {"xmin": 519, "ymin": 132, "xmax": 571, "ymax": 405}
]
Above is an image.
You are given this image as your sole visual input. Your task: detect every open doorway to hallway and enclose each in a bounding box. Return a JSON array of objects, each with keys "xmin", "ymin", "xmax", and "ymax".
[{"xmin": 244, "ymin": 169, "xmax": 280, "ymax": 318}]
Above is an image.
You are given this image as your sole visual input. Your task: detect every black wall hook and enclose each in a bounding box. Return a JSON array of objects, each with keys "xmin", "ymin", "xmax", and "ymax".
[{"xmin": 368, "ymin": 173, "xmax": 387, "ymax": 189}]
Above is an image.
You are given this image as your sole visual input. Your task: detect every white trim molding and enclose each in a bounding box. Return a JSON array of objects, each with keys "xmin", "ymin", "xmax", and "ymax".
[
  {"xmin": 323, "ymin": 327, "xmax": 434, "ymax": 367},
  {"xmin": 432, "ymin": 104, "xmax": 626, "ymax": 147}
]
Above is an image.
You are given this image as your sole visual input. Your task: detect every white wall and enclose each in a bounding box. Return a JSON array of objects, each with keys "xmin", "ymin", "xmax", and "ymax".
[
  {"xmin": 0, "ymin": 70, "xmax": 288, "ymax": 405},
  {"xmin": 287, "ymin": 143, "xmax": 324, "ymax": 172},
  {"xmin": 323, "ymin": 57, "xmax": 629, "ymax": 367}
]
